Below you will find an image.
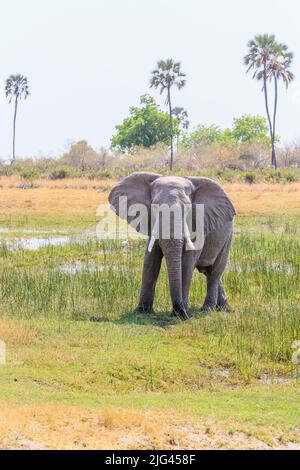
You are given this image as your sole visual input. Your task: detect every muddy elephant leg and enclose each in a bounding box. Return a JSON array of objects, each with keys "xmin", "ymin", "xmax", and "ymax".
[
  {"xmin": 216, "ymin": 280, "xmax": 230, "ymax": 311},
  {"xmin": 135, "ymin": 241, "xmax": 163, "ymax": 313}
]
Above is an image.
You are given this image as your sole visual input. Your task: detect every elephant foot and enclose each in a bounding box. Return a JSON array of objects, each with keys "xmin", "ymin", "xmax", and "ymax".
[
  {"xmin": 134, "ymin": 304, "xmax": 153, "ymax": 314},
  {"xmin": 199, "ymin": 303, "xmax": 216, "ymax": 313},
  {"xmin": 216, "ymin": 302, "xmax": 232, "ymax": 312},
  {"xmin": 172, "ymin": 303, "xmax": 189, "ymax": 321}
]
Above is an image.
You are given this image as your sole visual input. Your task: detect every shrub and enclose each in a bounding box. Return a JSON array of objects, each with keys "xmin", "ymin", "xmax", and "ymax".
[
  {"xmin": 216, "ymin": 168, "xmax": 236, "ymax": 182},
  {"xmin": 244, "ymin": 173, "xmax": 256, "ymax": 184},
  {"xmin": 50, "ymin": 168, "xmax": 70, "ymax": 180},
  {"xmin": 20, "ymin": 168, "xmax": 40, "ymax": 181}
]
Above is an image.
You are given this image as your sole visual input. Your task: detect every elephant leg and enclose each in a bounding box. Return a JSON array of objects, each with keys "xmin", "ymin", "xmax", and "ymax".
[
  {"xmin": 216, "ymin": 280, "xmax": 231, "ymax": 311},
  {"xmin": 200, "ymin": 235, "xmax": 232, "ymax": 312},
  {"xmin": 200, "ymin": 269, "xmax": 220, "ymax": 312},
  {"xmin": 135, "ymin": 241, "xmax": 163, "ymax": 314}
]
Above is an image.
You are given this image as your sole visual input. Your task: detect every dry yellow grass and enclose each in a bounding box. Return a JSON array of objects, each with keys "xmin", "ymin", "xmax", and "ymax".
[
  {"xmin": 0, "ymin": 177, "xmax": 115, "ymax": 217},
  {"xmin": 0, "ymin": 404, "xmax": 299, "ymax": 450},
  {"xmin": 0, "ymin": 319, "xmax": 39, "ymax": 346},
  {"xmin": 0, "ymin": 404, "xmax": 173, "ymax": 450},
  {"xmin": 224, "ymin": 182, "xmax": 300, "ymax": 215},
  {"xmin": 0, "ymin": 178, "xmax": 299, "ymax": 217},
  {"xmin": 0, "ymin": 176, "xmax": 117, "ymax": 190},
  {"xmin": 0, "ymin": 188, "xmax": 107, "ymax": 216}
]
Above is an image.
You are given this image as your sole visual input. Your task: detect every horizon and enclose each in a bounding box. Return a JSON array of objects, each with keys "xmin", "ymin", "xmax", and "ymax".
[{"xmin": 0, "ymin": 0, "xmax": 299, "ymax": 160}]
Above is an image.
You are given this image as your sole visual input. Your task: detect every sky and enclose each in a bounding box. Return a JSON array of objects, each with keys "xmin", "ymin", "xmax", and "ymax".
[{"xmin": 0, "ymin": 0, "xmax": 299, "ymax": 159}]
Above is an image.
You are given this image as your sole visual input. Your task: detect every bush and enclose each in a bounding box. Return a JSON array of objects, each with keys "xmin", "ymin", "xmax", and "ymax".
[
  {"xmin": 216, "ymin": 168, "xmax": 236, "ymax": 183},
  {"xmin": 50, "ymin": 168, "xmax": 70, "ymax": 180},
  {"xmin": 284, "ymin": 172, "xmax": 298, "ymax": 183},
  {"xmin": 244, "ymin": 173, "xmax": 256, "ymax": 184},
  {"xmin": 20, "ymin": 168, "xmax": 40, "ymax": 181}
]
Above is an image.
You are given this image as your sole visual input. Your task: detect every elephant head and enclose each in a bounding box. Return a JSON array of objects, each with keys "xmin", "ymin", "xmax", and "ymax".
[{"xmin": 109, "ymin": 172, "xmax": 235, "ymax": 319}]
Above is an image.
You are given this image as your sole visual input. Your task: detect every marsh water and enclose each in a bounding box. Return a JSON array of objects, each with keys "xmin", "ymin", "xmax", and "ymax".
[
  {"xmin": 0, "ymin": 228, "xmax": 88, "ymax": 251},
  {"xmin": 0, "ymin": 228, "xmax": 127, "ymax": 274}
]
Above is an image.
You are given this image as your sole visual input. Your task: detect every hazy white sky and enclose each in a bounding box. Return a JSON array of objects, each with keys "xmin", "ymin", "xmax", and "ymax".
[{"xmin": 0, "ymin": 0, "xmax": 299, "ymax": 159}]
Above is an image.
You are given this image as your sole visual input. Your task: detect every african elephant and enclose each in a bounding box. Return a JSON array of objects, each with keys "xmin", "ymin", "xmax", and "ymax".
[{"xmin": 109, "ymin": 172, "xmax": 236, "ymax": 320}]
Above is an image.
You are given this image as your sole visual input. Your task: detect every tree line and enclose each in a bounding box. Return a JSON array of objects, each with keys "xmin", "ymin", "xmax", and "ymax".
[
  {"xmin": 113, "ymin": 34, "xmax": 294, "ymax": 170},
  {"xmin": 111, "ymin": 96, "xmax": 273, "ymax": 146}
]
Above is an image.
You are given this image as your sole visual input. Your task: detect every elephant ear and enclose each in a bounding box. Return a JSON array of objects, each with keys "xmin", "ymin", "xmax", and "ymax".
[
  {"xmin": 188, "ymin": 177, "xmax": 236, "ymax": 235},
  {"xmin": 108, "ymin": 172, "xmax": 161, "ymax": 235}
]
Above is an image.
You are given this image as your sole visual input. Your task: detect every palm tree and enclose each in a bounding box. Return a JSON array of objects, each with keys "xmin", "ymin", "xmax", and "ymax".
[
  {"xmin": 244, "ymin": 35, "xmax": 294, "ymax": 168},
  {"xmin": 268, "ymin": 44, "xmax": 294, "ymax": 167},
  {"xmin": 5, "ymin": 74, "xmax": 29, "ymax": 163},
  {"xmin": 150, "ymin": 59, "xmax": 186, "ymax": 170}
]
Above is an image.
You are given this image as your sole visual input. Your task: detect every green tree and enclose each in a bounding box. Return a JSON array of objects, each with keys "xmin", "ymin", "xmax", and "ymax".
[
  {"xmin": 150, "ymin": 59, "xmax": 186, "ymax": 170},
  {"xmin": 5, "ymin": 74, "xmax": 30, "ymax": 163},
  {"xmin": 172, "ymin": 107, "xmax": 189, "ymax": 150},
  {"xmin": 69, "ymin": 140, "xmax": 89, "ymax": 172},
  {"xmin": 218, "ymin": 128, "xmax": 235, "ymax": 145},
  {"xmin": 111, "ymin": 95, "xmax": 179, "ymax": 153},
  {"xmin": 184, "ymin": 124, "xmax": 223, "ymax": 148},
  {"xmin": 172, "ymin": 107, "xmax": 189, "ymax": 132},
  {"xmin": 244, "ymin": 34, "xmax": 294, "ymax": 168},
  {"xmin": 231, "ymin": 115, "xmax": 270, "ymax": 144}
]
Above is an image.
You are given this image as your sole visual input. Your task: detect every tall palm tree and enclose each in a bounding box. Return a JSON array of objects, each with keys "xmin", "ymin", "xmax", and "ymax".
[
  {"xmin": 5, "ymin": 74, "xmax": 30, "ymax": 163},
  {"xmin": 268, "ymin": 44, "xmax": 294, "ymax": 167},
  {"xmin": 150, "ymin": 59, "xmax": 186, "ymax": 170},
  {"xmin": 244, "ymin": 35, "xmax": 294, "ymax": 168}
]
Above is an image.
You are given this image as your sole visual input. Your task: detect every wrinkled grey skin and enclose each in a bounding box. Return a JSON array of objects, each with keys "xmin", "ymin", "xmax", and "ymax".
[{"xmin": 109, "ymin": 173, "xmax": 236, "ymax": 320}]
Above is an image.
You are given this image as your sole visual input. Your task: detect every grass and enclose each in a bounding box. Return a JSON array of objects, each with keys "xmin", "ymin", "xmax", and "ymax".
[{"xmin": 0, "ymin": 177, "xmax": 299, "ymax": 449}]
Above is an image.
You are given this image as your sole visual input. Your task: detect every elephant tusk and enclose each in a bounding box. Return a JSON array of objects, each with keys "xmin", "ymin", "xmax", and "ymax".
[
  {"xmin": 184, "ymin": 221, "xmax": 196, "ymax": 251},
  {"xmin": 148, "ymin": 216, "xmax": 160, "ymax": 253},
  {"xmin": 148, "ymin": 236, "xmax": 156, "ymax": 253},
  {"xmin": 185, "ymin": 237, "xmax": 196, "ymax": 251}
]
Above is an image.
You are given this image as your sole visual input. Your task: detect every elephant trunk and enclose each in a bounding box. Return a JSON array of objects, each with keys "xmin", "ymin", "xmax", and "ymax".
[{"xmin": 159, "ymin": 238, "xmax": 189, "ymax": 321}]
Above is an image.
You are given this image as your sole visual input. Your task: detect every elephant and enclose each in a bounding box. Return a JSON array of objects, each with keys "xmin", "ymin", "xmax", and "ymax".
[{"xmin": 109, "ymin": 172, "xmax": 236, "ymax": 320}]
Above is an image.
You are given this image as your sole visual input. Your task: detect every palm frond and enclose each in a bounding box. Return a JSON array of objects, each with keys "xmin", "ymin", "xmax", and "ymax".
[
  {"xmin": 5, "ymin": 74, "xmax": 30, "ymax": 102},
  {"xmin": 244, "ymin": 34, "xmax": 294, "ymax": 88}
]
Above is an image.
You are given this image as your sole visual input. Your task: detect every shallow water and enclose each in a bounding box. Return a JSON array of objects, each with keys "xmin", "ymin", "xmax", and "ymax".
[
  {"xmin": 0, "ymin": 227, "xmax": 96, "ymax": 251},
  {"xmin": 0, "ymin": 226, "xmax": 132, "ymax": 252},
  {"xmin": 5, "ymin": 236, "xmax": 73, "ymax": 251},
  {"xmin": 0, "ymin": 228, "xmax": 68, "ymax": 234}
]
